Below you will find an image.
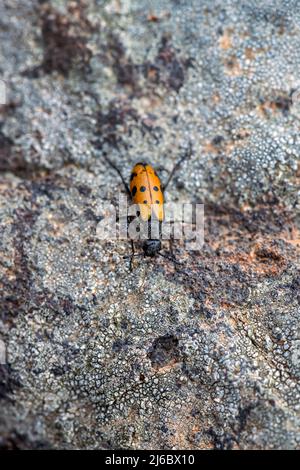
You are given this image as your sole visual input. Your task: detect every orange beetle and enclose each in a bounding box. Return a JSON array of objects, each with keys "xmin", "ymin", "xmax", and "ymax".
[
  {"xmin": 102, "ymin": 143, "xmax": 192, "ymax": 262},
  {"xmin": 129, "ymin": 162, "xmax": 164, "ymax": 257},
  {"xmin": 129, "ymin": 162, "xmax": 164, "ymax": 222}
]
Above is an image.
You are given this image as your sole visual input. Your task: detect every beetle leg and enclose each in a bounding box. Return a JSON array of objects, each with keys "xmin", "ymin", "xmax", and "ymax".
[
  {"xmin": 158, "ymin": 252, "xmax": 182, "ymax": 265},
  {"xmin": 169, "ymin": 236, "xmax": 174, "ymax": 256},
  {"xmin": 129, "ymin": 240, "xmax": 135, "ymax": 271},
  {"xmin": 168, "ymin": 236, "xmax": 178, "ymax": 269},
  {"xmin": 123, "ymin": 241, "xmax": 143, "ymax": 270}
]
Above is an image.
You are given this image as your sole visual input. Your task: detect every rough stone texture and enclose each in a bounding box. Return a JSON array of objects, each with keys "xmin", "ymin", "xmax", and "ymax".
[{"xmin": 0, "ymin": 0, "xmax": 300, "ymax": 450}]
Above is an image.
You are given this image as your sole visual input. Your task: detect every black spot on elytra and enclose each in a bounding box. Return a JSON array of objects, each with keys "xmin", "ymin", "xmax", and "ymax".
[
  {"xmin": 155, "ymin": 200, "xmax": 160, "ymax": 204},
  {"xmin": 140, "ymin": 186, "xmax": 146, "ymax": 192},
  {"xmin": 153, "ymin": 186, "xmax": 159, "ymax": 191},
  {"xmin": 130, "ymin": 172, "xmax": 137, "ymax": 181},
  {"xmin": 131, "ymin": 186, "xmax": 137, "ymax": 196},
  {"xmin": 143, "ymin": 200, "xmax": 148, "ymax": 204}
]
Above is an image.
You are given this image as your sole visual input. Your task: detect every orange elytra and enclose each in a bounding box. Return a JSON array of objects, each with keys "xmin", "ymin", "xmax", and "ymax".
[{"xmin": 129, "ymin": 162, "xmax": 164, "ymax": 222}]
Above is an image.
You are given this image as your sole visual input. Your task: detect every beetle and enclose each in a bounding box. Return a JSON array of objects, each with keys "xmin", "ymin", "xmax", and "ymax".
[
  {"xmin": 103, "ymin": 143, "xmax": 192, "ymax": 268},
  {"xmin": 129, "ymin": 162, "xmax": 164, "ymax": 258}
]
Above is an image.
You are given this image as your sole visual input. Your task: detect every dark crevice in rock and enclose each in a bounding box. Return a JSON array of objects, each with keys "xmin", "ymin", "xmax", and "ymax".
[
  {"xmin": 0, "ymin": 365, "xmax": 22, "ymax": 401},
  {"xmin": 148, "ymin": 334, "xmax": 180, "ymax": 370}
]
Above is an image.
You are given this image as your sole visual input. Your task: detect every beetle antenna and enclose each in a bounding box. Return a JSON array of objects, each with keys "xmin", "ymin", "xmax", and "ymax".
[
  {"xmin": 102, "ymin": 153, "xmax": 131, "ymax": 196},
  {"xmin": 163, "ymin": 141, "xmax": 193, "ymax": 191},
  {"xmin": 158, "ymin": 252, "xmax": 182, "ymax": 265}
]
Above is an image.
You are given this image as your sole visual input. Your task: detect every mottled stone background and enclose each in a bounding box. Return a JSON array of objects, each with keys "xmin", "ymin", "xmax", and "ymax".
[{"xmin": 0, "ymin": 0, "xmax": 300, "ymax": 449}]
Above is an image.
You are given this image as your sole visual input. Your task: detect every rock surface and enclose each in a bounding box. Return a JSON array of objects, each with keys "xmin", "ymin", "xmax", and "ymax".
[{"xmin": 0, "ymin": 0, "xmax": 300, "ymax": 450}]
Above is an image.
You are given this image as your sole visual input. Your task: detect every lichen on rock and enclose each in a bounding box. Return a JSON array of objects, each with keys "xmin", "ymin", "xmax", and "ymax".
[{"xmin": 0, "ymin": 0, "xmax": 300, "ymax": 450}]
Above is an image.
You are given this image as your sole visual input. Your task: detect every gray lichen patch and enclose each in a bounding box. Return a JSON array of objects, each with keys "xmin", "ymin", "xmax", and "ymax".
[{"xmin": 0, "ymin": 0, "xmax": 300, "ymax": 450}]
